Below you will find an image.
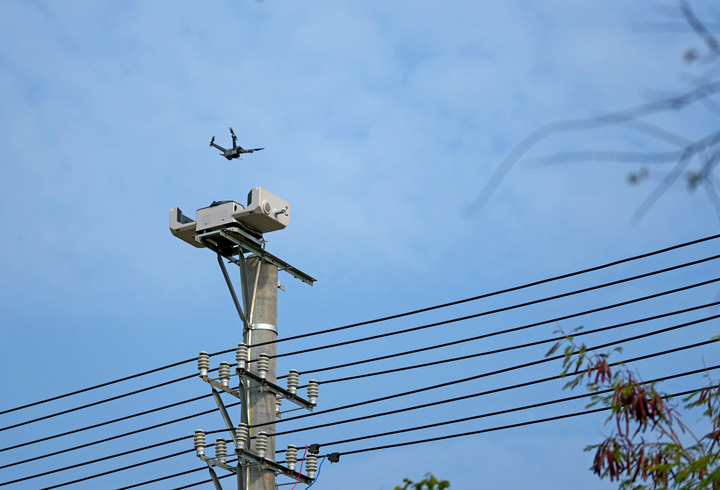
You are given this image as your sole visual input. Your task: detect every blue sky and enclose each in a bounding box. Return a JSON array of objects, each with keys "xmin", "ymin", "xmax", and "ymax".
[{"xmin": 1, "ymin": 1, "xmax": 719, "ymax": 489}]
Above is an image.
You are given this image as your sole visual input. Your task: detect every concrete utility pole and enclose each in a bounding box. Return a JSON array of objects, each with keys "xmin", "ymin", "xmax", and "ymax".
[{"xmin": 245, "ymin": 257, "xmax": 277, "ymax": 490}]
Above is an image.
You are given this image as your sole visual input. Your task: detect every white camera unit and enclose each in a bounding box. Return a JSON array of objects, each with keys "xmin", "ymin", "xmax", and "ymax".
[
  {"xmin": 234, "ymin": 187, "xmax": 290, "ymax": 234},
  {"xmin": 170, "ymin": 187, "xmax": 291, "ymax": 247}
]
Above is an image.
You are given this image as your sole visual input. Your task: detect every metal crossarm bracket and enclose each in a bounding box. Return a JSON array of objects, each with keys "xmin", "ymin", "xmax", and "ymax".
[
  {"xmin": 202, "ymin": 373, "xmax": 314, "ymax": 412},
  {"xmin": 203, "ymin": 375, "xmax": 242, "ymax": 397},
  {"xmin": 197, "ymin": 227, "xmax": 316, "ymax": 286},
  {"xmin": 198, "ymin": 448, "xmax": 314, "ymax": 486},
  {"xmin": 235, "ymin": 448, "xmax": 314, "ymax": 485},
  {"xmin": 236, "ymin": 368, "xmax": 315, "ymax": 412},
  {"xmin": 200, "ymin": 455, "xmax": 237, "ymax": 474}
]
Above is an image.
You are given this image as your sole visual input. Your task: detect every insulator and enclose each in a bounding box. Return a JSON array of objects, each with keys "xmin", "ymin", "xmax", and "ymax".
[
  {"xmin": 255, "ymin": 432, "xmax": 269, "ymax": 459},
  {"xmin": 286, "ymin": 444, "xmax": 298, "ymax": 471},
  {"xmin": 287, "ymin": 369, "xmax": 299, "ymax": 395},
  {"xmin": 215, "ymin": 438, "xmax": 227, "ymax": 464},
  {"xmin": 306, "ymin": 453, "xmax": 318, "ymax": 479},
  {"xmin": 257, "ymin": 354, "xmax": 270, "ymax": 379},
  {"xmin": 219, "ymin": 361, "xmax": 231, "ymax": 387},
  {"xmin": 236, "ymin": 343, "xmax": 248, "ymax": 371},
  {"xmin": 194, "ymin": 429, "xmax": 206, "ymax": 457},
  {"xmin": 275, "ymin": 393, "xmax": 282, "ymax": 413},
  {"xmin": 307, "ymin": 379, "xmax": 319, "ymax": 405},
  {"xmin": 198, "ymin": 352, "xmax": 209, "ymax": 377},
  {"xmin": 236, "ymin": 423, "xmax": 249, "ymax": 450}
]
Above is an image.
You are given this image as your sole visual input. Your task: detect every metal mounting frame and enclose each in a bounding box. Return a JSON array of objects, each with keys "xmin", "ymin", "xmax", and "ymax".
[
  {"xmin": 199, "ymin": 452, "xmax": 313, "ymax": 486},
  {"xmin": 198, "ymin": 226, "xmax": 316, "ymax": 286},
  {"xmin": 202, "ymin": 374, "xmax": 315, "ymax": 412},
  {"xmin": 236, "ymin": 368, "xmax": 315, "ymax": 412}
]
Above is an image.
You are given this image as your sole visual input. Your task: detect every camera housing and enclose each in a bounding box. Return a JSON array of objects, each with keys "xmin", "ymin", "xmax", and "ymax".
[{"xmin": 169, "ymin": 187, "xmax": 291, "ymax": 247}]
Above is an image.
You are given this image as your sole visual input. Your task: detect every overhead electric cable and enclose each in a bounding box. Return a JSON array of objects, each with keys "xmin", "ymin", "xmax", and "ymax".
[
  {"xmin": 268, "ymin": 267, "xmax": 720, "ymax": 362},
  {"xmin": 0, "ymin": 394, "xmax": 209, "ymax": 458},
  {"xmin": 4, "ymin": 233, "xmax": 716, "ymax": 417},
  {"xmin": 0, "ymin": 436, "xmax": 200, "ymax": 483},
  {"xmin": 0, "ymin": 399, "xmax": 239, "ymax": 454},
  {"xmin": 38, "ymin": 448, "xmax": 194, "ymax": 490},
  {"xmin": 253, "ymin": 337, "xmax": 719, "ymax": 429},
  {"xmin": 7, "ymin": 273, "xmax": 715, "ymax": 438},
  {"xmin": 118, "ymin": 464, "xmax": 236, "ymax": 490},
  {"xmin": 259, "ymin": 234, "xmax": 720, "ymax": 345},
  {"xmin": 113, "ymin": 380, "xmax": 712, "ymax": 490},
  {"xmin": 12, "ymin": 339, "xmax": 715, "ymax": 486},
  {"xmin": 270, "ymin": 348, "xmax": 719, "ymax": 438},
  {"xmin": 306, "ymin": 376, "xmax": 716, "ymax": 451},
  {"xmin": 334, "ymin": 393, "xmax": 703, "ymax": 458},
  {"xmin": 0, "ymin": 374, "xmax": 196, "ymax": 433},
  {"xmin": 7, "ymin": 300, "xmax": 715, "ymax": 459},
  {"xmin": 19, "ymin": 323, "xmax": 696, "ymax": 481},
  {"xmin": 0, "ymin": 359, "xmax": 197, "ymax": 417},
  {"xmin": 284, "ymin": 299, "xmax": 720, "ymax": 379},
  {"xmin": 315, "ymin": 312, "xmax": 720, "ymax": 386}
]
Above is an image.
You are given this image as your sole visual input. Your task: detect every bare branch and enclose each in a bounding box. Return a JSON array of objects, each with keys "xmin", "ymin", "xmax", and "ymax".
[
  {"xmin": 532, "ymin": 150, "xmax": 683, "ymax": 166},
  {"xmin": 680, "ymin": 0, "xmax": 720, "ymax": 55},
  {"xmin": 468, "ymin": 80, "xmax": 720, "ymax": 215}
]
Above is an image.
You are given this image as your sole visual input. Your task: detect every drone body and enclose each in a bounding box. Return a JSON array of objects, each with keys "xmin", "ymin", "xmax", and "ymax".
[{"xmin": 210, "ymin": 127, "xmax": 264, "ymax": 160}]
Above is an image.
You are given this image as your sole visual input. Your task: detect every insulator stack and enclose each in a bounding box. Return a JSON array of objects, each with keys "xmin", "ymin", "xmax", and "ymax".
[
  {"xmin": 307, "ymin": 379, "xmax": 319, "ymax": 405},
  {"xmin": 255, "ymin": 432, "xmax": 269, "ymax": 458},
  {"xmin": 276, "ymin": 393, "xmax": 282, "ymax": 413},
  {"xmin": 257, "ymin": 354, "xmax": 270, "ymax": 379},
  {"xmin": 236, "ymin": 423, "xmax": 249, "ymax": 450},
  {"xmin": 286, "ymin": 444, "xmax": 298, "ymax": 471},
  {"xmin": 306, "ymin": 453, "xmax": 318, "ymax": 479},
  {"xmin": 194, "ymin": 429, "xmax": 206, "ymax": 457},
  {"xmin": 215, "ymin": 438, "xmax": 227, "ymax": 463},
  {"xmin": 287, "ymin": 369, "xmax": 299, "ymax": 394},
  {"xmin": 236, "ymin": 343, "xmax": 248, "ymax": 371},
  {"xmin": 198, "ymin": 352, "xmax": 209, "ymax": 377},
  {"xmin": 219, "ymin": 361, "xmax": 231, "ymax": 387}
]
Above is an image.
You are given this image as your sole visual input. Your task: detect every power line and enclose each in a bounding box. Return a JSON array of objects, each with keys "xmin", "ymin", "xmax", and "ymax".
[
  {"xmin": 4, "ymin": 233, "xmax": 716, "ymax": 416},
  {"xmin": 0, "ymin": 374, "xmax": 195, "ymax": 433},
  {"xmin": 285, "ymin": 299, "xmax": 720, "ymax": 380},
  {"xmin": 333, "ymin": 399, "xmax": 655, "ymax": 458},
  {"xmin": 309, "ymin": 371, "xmax": 718, "ymax": 452},
  {"xmin": 253, "ymin": 336, "xmax": 719, "ymax": 430},
  {"xmin": 38, "ymin": 448, "xmax": 192, "ymax": 490},
  {"xmin": 115, "ymin": 377, "xmax": 714, "ymax": 490},
  {"xmin": 20, "ymin": 366, "xmax": 716, "ymax": 490},
  {"xmin": 0, "ymin": 393, "xmax": 209, "ymax": 461},
  {"xmin": 7, "ymin": 331, "xmax": 716, "ymax": 487},
  {"xmin": 6, "ymin": 293, "xmax": 716, "ymax": 459},
  {"xmin": 6, "ymin": 274, "xmax": 717, "ymax": 442},
  {"xmin": 0, "ymin": 439, "xmax": 195, "ymax": 486},
  {"xmin": 269, "ymin": 342, "xmax": 718, "ymax": 438},
  {"xmin": 314, "ymin": 312, "xmax": 720, "ymax": 386},
  {"xmin": 0, "ymin": 359, "xmax": 197, "ymax": 417},
  {"xmin": 13, "ymin": 292, "xmax": 713, "ymax": 462},
  {"xmin": 6, "ymin": 312, "xmax": 706, "ymax": 484},
  {"xmin": 262, "ymin": 234, "xmax": 720, "ymax": 346},
  {"xmin": 0, "ymin": 397, "xmax": 237, "ymax": 454},
  {"xmin": 269, "ymin": 264, "xmax": 720, "ymax": 362}
]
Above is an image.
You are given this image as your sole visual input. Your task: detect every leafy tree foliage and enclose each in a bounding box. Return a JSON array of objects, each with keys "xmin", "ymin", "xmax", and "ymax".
[
  {"xmin": 394, "ymin": 473, "xmax": 450, "ymax": 490},
  {"xmin": 548, "ymin": 330, "xmax": 720, "ymax": 489}
]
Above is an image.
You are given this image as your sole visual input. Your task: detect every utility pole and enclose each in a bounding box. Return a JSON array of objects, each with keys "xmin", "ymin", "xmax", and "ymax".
[
  {"xmin": 170, "ymin": 185, "xmax": 325, "ymax": 489},
  {"xmin": 245, "ymin": 257, "xmax": 277, "ymax": 490}
]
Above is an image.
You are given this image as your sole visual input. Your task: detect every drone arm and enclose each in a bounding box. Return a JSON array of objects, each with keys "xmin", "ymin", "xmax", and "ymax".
[{"xmin": 229, "ymin": 127, "xmax": 238, "ymax": 148}]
